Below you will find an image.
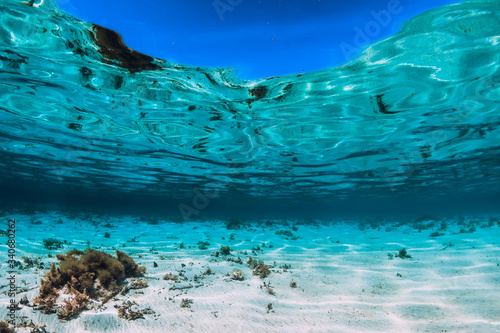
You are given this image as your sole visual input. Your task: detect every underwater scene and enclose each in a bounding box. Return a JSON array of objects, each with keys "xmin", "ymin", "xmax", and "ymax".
[{"xmin": 0, "ymin": 0, "xmax": 500, "ymax": 331}]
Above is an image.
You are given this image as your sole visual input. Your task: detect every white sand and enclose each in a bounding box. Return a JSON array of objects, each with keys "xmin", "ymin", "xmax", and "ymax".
[{"xmin": 0, "ymin": 210, "xmax": 499, "ymax": 332}]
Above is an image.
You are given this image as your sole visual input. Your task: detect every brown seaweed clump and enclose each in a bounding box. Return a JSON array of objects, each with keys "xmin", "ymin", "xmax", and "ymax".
[
  {"xmin": 219, "ymin": 246, "xmax": 232, "ymax": 256},
  {"xmin": 33, "ymin": 248, "xmax": 146, "ymax": 319},
  {"xmin": 115, "ymin": 301, "xmax": 144, "ymax": 320},
  {"xmin": 43, "ymin": 238, "xmax": 64, "ymax": 250},
  {"xmin": 162, "ymin": 273, "xmax": 179, "ymax": 282},
  {"xmin": 0, "ymin": 321, "xmax": 15, "ymax": 333},
  {"xmin": 247, "ymin": 256, "xmax": 271, "ymax": 279},
  {"xmin": 180, "ymin": 298, "xmax": 193, "ymax": 308},
  {"xmin": 396, "ymin": 248, "xmax": 412, "ymax": 259},
  {"xmin": 57, "ymin": 287, "xmax": 90, "ymax": 320}
]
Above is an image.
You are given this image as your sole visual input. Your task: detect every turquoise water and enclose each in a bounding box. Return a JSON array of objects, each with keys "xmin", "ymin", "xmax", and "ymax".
[
  {"xmin": 0, "ymin": 0, "xmax": 499, "ymax": 216},
  {"xmin": 0, "ymin": 1, "xmax": 500, "ymax": 331}
]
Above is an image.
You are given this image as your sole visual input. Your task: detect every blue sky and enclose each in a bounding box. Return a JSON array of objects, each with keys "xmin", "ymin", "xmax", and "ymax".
[{"xmin": 57, "ymin": 0, "xmax": 462, "ymax": 80}]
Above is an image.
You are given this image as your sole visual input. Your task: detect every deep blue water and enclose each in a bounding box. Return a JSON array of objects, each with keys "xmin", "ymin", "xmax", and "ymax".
[
  {"xmin": 54, "ymin": 0, "xmax": 463, "ymax": 80},
  {"xmin": 0, "ymin": 0, "xmax": 499, "ymax": 218}
]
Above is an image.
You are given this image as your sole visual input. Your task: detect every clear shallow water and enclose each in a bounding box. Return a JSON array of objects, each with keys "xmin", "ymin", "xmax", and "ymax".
[
  {"xmin": 1, "ymin": 210, "xmax": 500, "ymax": 332},
  {"xmin": 0, "ymin": 0, "xmax": 499, "ymax": 216},
  {"xmin": 0, "ymin": 2, "xmax": 500, "ymax": 331}
]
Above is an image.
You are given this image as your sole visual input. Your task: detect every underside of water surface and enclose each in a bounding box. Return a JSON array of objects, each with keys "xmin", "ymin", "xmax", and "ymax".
[{"xmin": 0, "ymin": 0, "xmax": 499, "ymax": 217}]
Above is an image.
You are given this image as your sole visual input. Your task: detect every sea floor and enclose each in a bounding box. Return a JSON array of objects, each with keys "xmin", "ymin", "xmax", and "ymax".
[{"xmin": 0, "ymin": 210, "xmax": 499, "ymax": 333}]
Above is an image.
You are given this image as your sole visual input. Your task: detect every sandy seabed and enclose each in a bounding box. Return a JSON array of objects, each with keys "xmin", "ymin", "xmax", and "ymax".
[{"xmin": 0, "ymin": 210, "xmax": 499, "ymax": 333}]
